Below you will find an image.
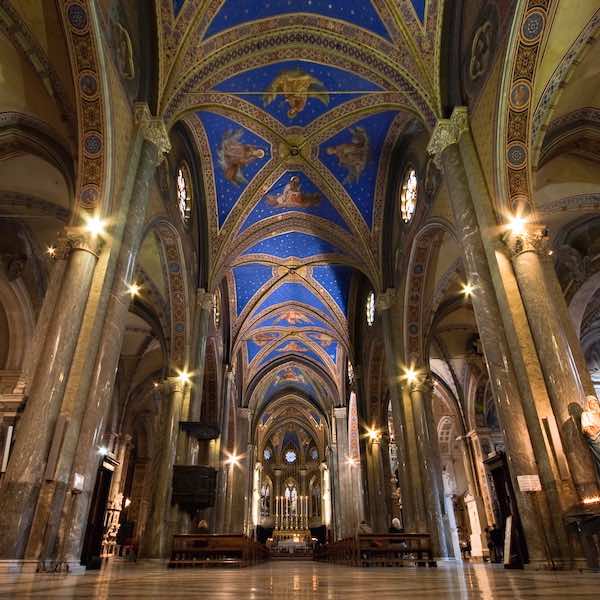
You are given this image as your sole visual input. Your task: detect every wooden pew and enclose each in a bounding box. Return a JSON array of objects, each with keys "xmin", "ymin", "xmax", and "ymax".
[
  {"xmin": 168, "ymin": 534, "xmax": 269, "ymax": 568},
  {"xmin": 315, "ymin": 533, "xmax": 436, "ymax": 567}
]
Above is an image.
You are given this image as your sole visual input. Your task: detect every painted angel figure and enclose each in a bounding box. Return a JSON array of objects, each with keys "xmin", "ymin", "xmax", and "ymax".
[
  {"xmin": 263, "ymin": 69, "xmax": 329, "ymax": 119},
  {"xmin": 218, "ymin": 129, "xmax": 265, "ymax": 185},
  {"xmin": 325, "ymin": 126, "xmax": 370, "ymax": 183},
  {"xmin": 266, "ymin": 176, "xmax": 320, "ymax": 208}
]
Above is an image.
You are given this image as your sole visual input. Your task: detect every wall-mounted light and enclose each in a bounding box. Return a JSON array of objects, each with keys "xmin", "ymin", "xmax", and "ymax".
[
  {"xmin": 346, "ymin": 457, "xmax": 358, "ymax": 466},
  {"xmin": 403, "ymin": 366, "xmax": 419, "ymax": 385},
  {"xmin": 225, "ymin": 452, "xmax": 240, "ymax": 466},
  {"xmin": 83, "ymin": 215, "xmax": 107, "ymax": 237},
  {"xmin": 46, "ymin": 246, "xmax": 56, "ymax": 258},
  {"xmin": 124, "ymin": 497, "xmax": 131, "ymax": 508},
  {"xmin": 98, "ymin": 446, "xmax": 108, "ymax": 456},
  {"xmin": 507, "ymin": 215, "xmax": 526, "ymax": 236},
  {"xmin": 176, "ymin": 370, "xmax": 192, "ymax": 385},
  {"xmin": 366, "ymin": 427, "xmax": 380, "ymax": 442},
  {"xmin": 127, "ymin": 282, "xmax": 141, "ymax": 298},
  {"xmin": 461, "ymin": 282, "xmax": 475, "ymax": 297}
]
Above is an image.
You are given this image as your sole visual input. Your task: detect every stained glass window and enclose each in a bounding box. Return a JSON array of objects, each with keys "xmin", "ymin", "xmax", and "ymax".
[
  {"xmin": 400, "ymin": 167, "xmax": 418, "ymax": 223},
  {"xmin": 263, "ymin": 447, "xmax": 272, "ymax": 461},
  {"xmin": 176, "ymin": 163, "xmax": 192, "ymax": 226},
  {"xmin": 285, "ymin": 449, "xmax": 297, "ymax": 464},
  {"xmin": 366, "ymin": 291, "xmax": 375, "ymax": 326}
]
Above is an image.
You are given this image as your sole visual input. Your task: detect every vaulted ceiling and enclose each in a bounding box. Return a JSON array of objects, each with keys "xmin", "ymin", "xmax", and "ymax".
[{"xmin": 156, "ymin": 0, "xmax": 442, "ymax": 405}]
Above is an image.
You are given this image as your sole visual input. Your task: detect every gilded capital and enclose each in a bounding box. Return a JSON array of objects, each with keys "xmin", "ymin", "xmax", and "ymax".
[
  {"xmin": 196, "ymin": 288, "xmax": 214, "ymax": 311},
  {"xmin": 502, "ymin": 224, "xmax": 550, "ymax": 259},
  {"xmin": 426, "ymin": 107, "xmax": 470, "ymax": 170},
  {"xmin": 57, "ymin": 228, "xmax": 102, "ymax": 259},
  {"xmin": 134, "ymin": 103, "xmax": 171, "ymax": 164},
  {"xmin": 410, "ymin": 374, "xmax": 433, "ymax": 395},
  {"xmin": 166, "ymin": 375, "xmax": 185, "ymax": 393},
  {"xmin": 376, "ymin": 288, "xmax": 396, "ymax": 311}
]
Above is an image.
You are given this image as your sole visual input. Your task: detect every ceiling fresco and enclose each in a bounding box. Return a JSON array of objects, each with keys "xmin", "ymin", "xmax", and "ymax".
[{"xmin": 159, "ymin": 0, "xmax": 442, "ymax": 409}]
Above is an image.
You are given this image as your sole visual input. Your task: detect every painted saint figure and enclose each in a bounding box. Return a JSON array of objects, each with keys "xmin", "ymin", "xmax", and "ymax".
[
  {"xmin": 325, "ymin": 126, "xmax": 370, "ymax": 183},
  {"xmin": 218, "ymin": 129, "xmax": 265, "ymax": 185},
  {"xmin": 266, "ymin": 176, "xmax": 320, "ymax": 208},
  {"xmin": 581, "ymin": 394, "xmax": 600, "ymax": 479},
  {"xmin": 263, "ymin": 69, "xmax": 329, "ymax": 118}
]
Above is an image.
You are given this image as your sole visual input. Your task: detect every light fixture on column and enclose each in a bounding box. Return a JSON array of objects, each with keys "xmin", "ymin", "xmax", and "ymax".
[
  {"xmin": 403, "ymin": 366, "xmax": 419, "ymax": 385},
  {"xmin": 176, "ymin": 369, "xmax": 192, "ymax": 385},
  {"xmin": 461, "ymin": 282, "xmax": 475, "ymax": 297},
  {"xmin": 98, "ymin": 446, "xmax": 109, "ymax": 456},
  {"xmin": 346, "ymin": 457, "xmax": 358, "ymax": 466},
  {"xmin": 127, "ymin": 282, "xmax": 141, "ymax": 298},
  {"xmin": 83, "ymin": 214, "xmax": 107, "ymax": 237},
  {"xmin": 225, "ymin": 452, "xmax": 240, "ymax": 466},
  {"xmin": 507, "ymin": 214, "xmax": 527, "ymax": 236},
  {"xmin": 46, "ymin": 246, "xmax": 56, "ymax": 258},
  {"xmin": 366, "ymin": 427, "xmax": 380, "ymax": 442}
]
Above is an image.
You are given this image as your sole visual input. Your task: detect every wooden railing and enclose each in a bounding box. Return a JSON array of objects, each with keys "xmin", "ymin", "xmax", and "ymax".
[
  {"xmin": 314, "ymin": 533, "xmax": 436, "ymax": 567},
  {"xmin": 168, "ymin": 534, "xmax": 269, "ymax": 568}
]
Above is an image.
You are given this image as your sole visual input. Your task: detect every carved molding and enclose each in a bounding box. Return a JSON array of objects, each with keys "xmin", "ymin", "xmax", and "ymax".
[
  {"xmin": 376, "ymin": 288, "xmax": 397, "ymax": 311},
  {"xmin": 426, "ymin": 107, "xmax": 470, "ymax": 169},
  {"xmin": 502, "ymin": 224, "xmax": 550, "ymax": 258},
  {"xmin": 134, "ymin": 104, "xmax": 171, "ymax": 164}
]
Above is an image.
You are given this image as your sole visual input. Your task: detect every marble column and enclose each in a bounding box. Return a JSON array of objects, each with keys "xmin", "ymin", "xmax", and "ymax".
[
  {"xmin": 189, "ymin": 290, "xmax": 213, "ymax": 423},
  {"xmin": 426, "ymin": 108, "xmax": 558, "ymax": 565},
  {"xmin": 214, "ymin": 369, "xmax": 234, "ymax": 533},
  {"xmin": 505, "ymin": 227, "xmax": 600, "ymax": 500},
  {"xmin": 139, "ymin": 378, "xmax": 185, "ymax": 558},
  {"xmin": 333, "ymin": 408, "xmax": 352, "ymax": 538},
  {"xmin": 46, "ymin": 108, "xmax": 170, "ymax": 567},
  {"xmin": 377, "ymin": 292, "xmax": 416, "ymax": 529},
  {"xmin": 410, "ymin": 376, "xmax": 450, "ymax": 557},
  {"xmin": 365, "ymin": 433, "xmax": 388, "ymax": 533},
  {"xmin": 0, "ymin": 229, "xmax": 100, "ymax": 560}
]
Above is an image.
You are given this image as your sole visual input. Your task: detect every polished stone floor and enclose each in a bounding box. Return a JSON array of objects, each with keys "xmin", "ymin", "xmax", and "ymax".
[{"xmin": 1, "ymin": 560, "xmax": 599, "ymax": 599}]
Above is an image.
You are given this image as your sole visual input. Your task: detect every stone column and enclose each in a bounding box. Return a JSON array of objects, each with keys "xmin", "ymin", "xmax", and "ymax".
[
  {"xmin": 48, "ymin": 108, "xmax": 170, "ymax": 567},
  {"xmin": 139, "ymin": 378, "xmax": 185, "ymax": 558},
  {"xmin": 365, "ymin": 432, "xmax": 388, "ymax": 533},
  {"xmin": 377, "ymin": 291, "xmax": 416, "ymax": 529},
  {"xmin": 426, "ymin": 108, "xmax": 557, "ymax": 565},
  {"xmin": 505, "ymin": 227, "xmax": 600, "ymax": 500},
  {"xmin": 0, "ymin": 230, "xmax": 100, "ymax": 560},
  {"xmin": 227, "ymin": 407, "xmax": 251, "ymax": 533},
  {"xmin": 214, "ymin": 369, "xmax": 234, "ymax": 533},
  {"xmin": 333, "ymin": 408, "xmax": 351, "ymax": 538},
  {"xmin": 189, "ymin": 290, "xmax": 213, "ymax": 423},
  {"xmin": 410, "ymin": 376, "xmax": 450, "ymax": 557}
]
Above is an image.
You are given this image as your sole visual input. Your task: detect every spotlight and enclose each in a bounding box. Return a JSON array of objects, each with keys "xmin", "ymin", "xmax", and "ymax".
[
  {"xmin": 127, "ymin": 282, "xmax": 141, "ymax": 297},
  {"xmin": 507, "ymin": 215, "xmax": 526, "ymax": 236},
  {"xmin": 84, "ymin": 215, "xmax": 107, "ymax": 237}
]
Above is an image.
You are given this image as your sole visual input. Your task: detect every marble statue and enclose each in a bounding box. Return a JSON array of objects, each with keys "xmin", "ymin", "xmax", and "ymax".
[{"xmin": 581, "ymin": 395, "xmax": 600, "ymax": 478}]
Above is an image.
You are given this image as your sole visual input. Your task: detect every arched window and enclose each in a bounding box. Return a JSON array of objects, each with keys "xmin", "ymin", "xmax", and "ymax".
[
  {"xmin": 176, "ymin": 162, "xmax": 192, "ymax": 226},
  {"xmin": 366, "ymin": 291, "xmax": 375, "ymax": 327},
  {"xmin": 260, "ymin": 480, "xmax": 272, "ymax": 517},
  {"xmin": 213, "ymin": 288, "xmax": 221, "ymax": 328},
  {"xmin": 263, "ymin": 446, "xmax": 272, "ymax": 462},
  {"xmin": 400, "ymin": 167, "xmax": 418, "ymax": 223}
]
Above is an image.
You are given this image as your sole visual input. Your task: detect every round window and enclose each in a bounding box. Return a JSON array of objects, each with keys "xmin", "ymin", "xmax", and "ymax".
[
  {"xmin": 285, "ymin": 450, "xmax": 297, "ymax": 464},
  {"xmin": 400, "ymin": 167, "xmax": 418, "ymax": 223}
]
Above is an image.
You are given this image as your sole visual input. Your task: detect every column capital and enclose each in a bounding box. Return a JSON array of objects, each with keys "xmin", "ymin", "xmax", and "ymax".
[
  {"xmin": 134, "ymin": 103, "xmax": 171, "ymax": 164},
  {"xmin": 196, "ymin": 288, "xmax": 214, "ymax": 311},
  {"xmin": 334, "ymin": 406, "xmax": 347, "ymax": 420},
  {"xmin": 166, "ymin": 376, "xmax": 185, "ymax": 393},
  {"xmin": 376, "ymin": 288, "xmax": 397, "ymax": 311},
  {"xmin": 57, "ymin": 228, "xmax": 102, "ymax": 259},
  {"xmin": 410, "ymin": 374, "xmax": 434, "ymax": 395},
  {"xmin": 426, "ymin": 107, "xmax": 470, "ymax": 169},
  {"xmin": 502, "ymin": 224, "xmax": 551, "ymax": 259}
]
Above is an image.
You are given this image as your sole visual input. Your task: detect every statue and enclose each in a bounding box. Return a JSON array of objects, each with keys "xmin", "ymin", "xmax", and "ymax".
[{"xmin": 581, "ymin": 395, "xmax": 600, "ymax": 479}]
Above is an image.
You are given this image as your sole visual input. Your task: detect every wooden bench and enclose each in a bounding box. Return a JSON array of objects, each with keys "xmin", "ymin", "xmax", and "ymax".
[
  {"xmin": 315, "ymin": 533, "xmax": 436, "ymax": 568},
  {"xmin": 168, "ymin": 534, "xmax": 269, "ymax": 568}
]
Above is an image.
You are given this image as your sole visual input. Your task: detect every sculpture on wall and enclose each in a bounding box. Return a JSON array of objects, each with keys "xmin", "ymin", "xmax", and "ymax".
[{"xmin": 582, "ymin": 395, "xmax": 600, "ymax": 478}]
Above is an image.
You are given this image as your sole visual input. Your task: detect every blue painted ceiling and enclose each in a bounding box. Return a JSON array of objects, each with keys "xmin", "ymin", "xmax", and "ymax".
[{"xmin": 179, "ymin": 0, "xmax": 433, "ymax": 401}]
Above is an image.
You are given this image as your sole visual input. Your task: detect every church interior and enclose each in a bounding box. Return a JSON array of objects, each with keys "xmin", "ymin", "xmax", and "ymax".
[{"xmin": 1, "ymin": 0, "xmax": 600, "ymax": 597}]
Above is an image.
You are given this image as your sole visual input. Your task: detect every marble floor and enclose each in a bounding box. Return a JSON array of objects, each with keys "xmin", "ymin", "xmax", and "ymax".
[{"xmin": 0, "ymin": 560, "xmax": 599, "ymax": 599}]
